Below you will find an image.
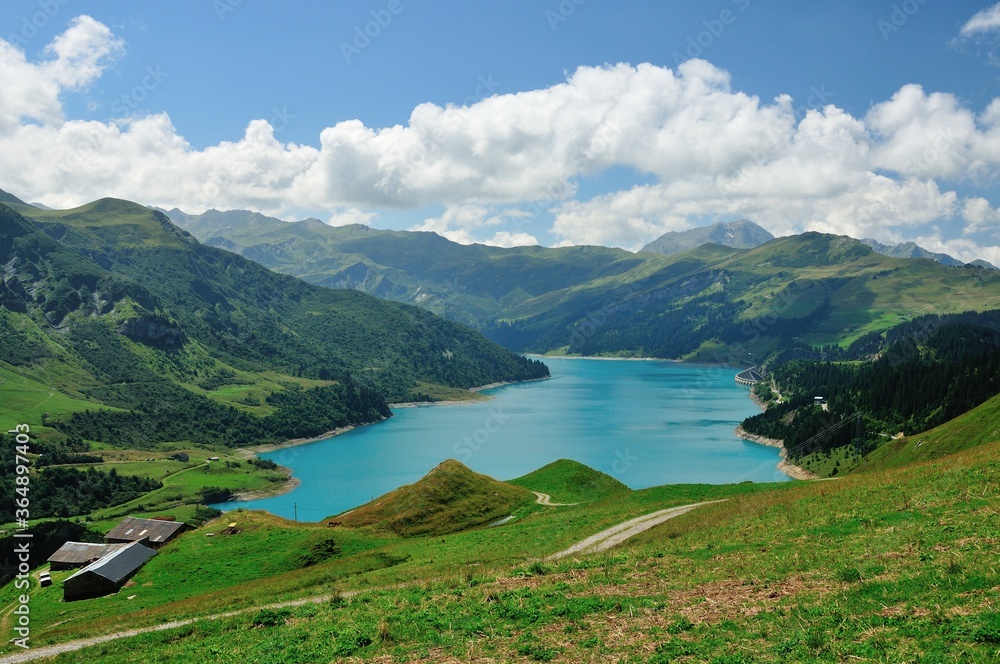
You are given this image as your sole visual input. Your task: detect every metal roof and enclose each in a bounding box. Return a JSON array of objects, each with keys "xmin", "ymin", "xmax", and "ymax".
[
  {"xmin": 48, "ymin": 542, "xmax": 128, "ymax": 565},
  {"xmin": 63, "ymin": 541, "xmax": 157, "ymax": 585},
  {"xmin": 105, "ymin": 517, "xmax": 188, "ymax": 544}
]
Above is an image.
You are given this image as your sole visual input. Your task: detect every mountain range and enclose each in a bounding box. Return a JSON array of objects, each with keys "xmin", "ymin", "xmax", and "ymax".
[
  {"xmin": 0, "ymin": 193, "xmax": 547, "ymax": 448},
  {"xmin": 160, "ymin": 206, "xmax": 1000, "ymax": 363},
  {"xmin": 639, "ymin": 218, "xmax": 997, "ymax": 269},
  {"xmin": 859, "ymin": 238, "xmax": 997, "ymax": 269},
  {"xmin": 640, "ymin": 219, "xmax": 775, "ymax": 255}
]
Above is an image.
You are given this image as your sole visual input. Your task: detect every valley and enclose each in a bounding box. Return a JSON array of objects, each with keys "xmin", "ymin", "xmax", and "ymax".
[
  {"xmin": 2, "ymin": 192, "xmax": 1000, "ymax": 663},
  {"xmin": 164, "ymin": 208, "xmax": 1000, "ymax": 361},
  {"xmin": 4, "ymin": 5, "xmax": 1000, "ymax": 661}
]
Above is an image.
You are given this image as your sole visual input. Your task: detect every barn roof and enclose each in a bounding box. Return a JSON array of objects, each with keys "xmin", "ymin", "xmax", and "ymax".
[
  {"xmin": 105, "ymin": 516, "xmax": 188, "ymax": 544},
  {"xmin": 64, "ymin": 541, "xmax": 157, "ymax": 585},
  {"xmin": 48, "ymin": 542, "xmax": 128, "ymax": 565}
]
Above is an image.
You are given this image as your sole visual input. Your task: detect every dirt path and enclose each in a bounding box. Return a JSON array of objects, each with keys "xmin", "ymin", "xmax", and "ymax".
[
  {"xmin": 0, "ymin": 589, "xmax": 362, "ymax": 663},
  {"xmin": 548, "ymin": 500, "xmax": 727, "ymax": 560},
  {"xmin": 531, "ymin": 491, "xmax": 579, "ymax": 506}
]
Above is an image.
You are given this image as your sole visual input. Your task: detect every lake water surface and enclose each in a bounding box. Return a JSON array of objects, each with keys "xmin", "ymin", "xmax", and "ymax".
[{"xmin": 216, "ymin": 358, "xmax": 790, "ymax": 521}]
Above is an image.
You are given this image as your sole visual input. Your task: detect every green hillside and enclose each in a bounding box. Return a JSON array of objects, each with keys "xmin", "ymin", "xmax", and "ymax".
[
  {"xmin": 506, "ymin": 233, "xmax": 1000, "ymax": 359},
  {"xmin": 509, "ymin": 458, "xmax": 630, "ymax": 503},
  {"xmin": 4, "ymin": 436, "xmax": 998, "ymax": 662},
  {"xmin": 167, "ymin": 208, "xmax": 1000, "ymax": 361},
  {"xmin": 0, "ymin": 198, "xmax": 546, "ymax": 453},
  {"xmin": 739, "ymin": 309, "xmax": 1000, "ymax": 476},
  {"xmin": 853, "ymin": 391, "xmax": 1000, "ymax": 473},
  {"xmin": 163, "ymin": 207, "xmax": 645, "ymax": 329},
  {"xmin": 337, "ymin": 459, "xmax": 534, "ymax": 536}
]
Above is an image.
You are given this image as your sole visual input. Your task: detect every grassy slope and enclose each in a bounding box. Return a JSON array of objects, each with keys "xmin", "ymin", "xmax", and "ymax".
[
  {"xmin": 0, "ymin": 468, "xmax": 775, "ymax": 653},
  {"xmin": 14, "ymin": 440, "xmax": 998, "ymax": 662},
  {"xmin": 505, "ymin": 234, "xmax": 1000, "ymax": 356},
  {"xmin": 166, "ymin": 208, "xmax": 645, "ymax": 326},
  {"xmin": 509, "ymin": 458, "xmax": 630, "ymax": 504},
  {"xmin": 6, "ymin": 198, "xmax": 548, "ymax": 405},
  {"xmin": 337, "ymin": 459, "xmax": 535, "ymax": 536},
  {"xmin": 167, "ymin": 207, "xmax": 1000, "ymax": 360},
  {"xmin": 0, "ymin": 362, "xmax": 109, "ymax": 432},
  {"xmin": 167, "ymin": 208, "xmax": 1000, "ymax": 361},
  {"xmin": 852, "ymin": 391, "xmax": 1000, "ymax": 474},
  {"xmin": 9, "ymin": 395, "xmax": 999, "ymax": 659}
]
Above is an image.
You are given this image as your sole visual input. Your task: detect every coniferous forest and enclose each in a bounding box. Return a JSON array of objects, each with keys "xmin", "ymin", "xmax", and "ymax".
[{"xmin": 741, "ymin": 311, "xmax": 1000, "ymax": 459}]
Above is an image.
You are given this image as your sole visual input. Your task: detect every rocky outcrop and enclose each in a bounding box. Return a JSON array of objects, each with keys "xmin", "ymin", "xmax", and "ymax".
[{"xmin": 116, "ymin": 315, "xmax": 186, "ymax": 347}]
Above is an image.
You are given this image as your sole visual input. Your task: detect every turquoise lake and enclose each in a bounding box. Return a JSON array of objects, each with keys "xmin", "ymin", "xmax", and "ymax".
[{"xmin": 216, "ymin": 358, "xmax": 790, "ymax": 521}]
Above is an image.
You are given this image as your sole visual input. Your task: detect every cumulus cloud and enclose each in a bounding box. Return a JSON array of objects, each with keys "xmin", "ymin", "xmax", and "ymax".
[
  {"xmin": 327, "ymin": 207, "xmax": 377, "ymax": 227},
  {"xmin": 2, "ymin": 17, "xmax": 999, "ymax": 261},
  {"xmin": 411, "ymin": 205, "xmax": 538, "ymax": 246},
  {"xmin": 486, "ymin": 231, "xmax": 539, "ymax": 248},
  {"xmin": 0, "ymin": 15, "xmax": 122, "ymax": 131},
  {"xmin": 963, "ymin": 197, "xmax": 1000, "ymax": 236},
  {"xmin": 913, "ymin": 234, "xmax": 1000, "ymax": 268},
  {"xmin": 960, "ymin": 3, "xmax": 1000, "ymax": 36}
]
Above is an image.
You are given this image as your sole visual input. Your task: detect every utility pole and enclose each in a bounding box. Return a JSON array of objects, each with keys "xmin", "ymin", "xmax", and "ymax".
[{"xmin": 293, "ymin": 502, "xmax": 297, "ymax": 523}]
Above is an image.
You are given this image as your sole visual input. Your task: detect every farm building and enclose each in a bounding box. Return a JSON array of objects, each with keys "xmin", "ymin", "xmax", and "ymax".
[
  {"xmin": 105, "ymin": 516, "xmax": 189, "ymax": 548},
  {"xmin": 62, "ymin": 541, "xmax": 157, "ymax": 601},
  {"xmin": 47, "ymin": 542, "xmax": 129, "ymax": 571}
]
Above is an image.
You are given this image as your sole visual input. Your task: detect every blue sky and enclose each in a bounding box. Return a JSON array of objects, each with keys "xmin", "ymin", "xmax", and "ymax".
[{"xmin": 2, "ymin": 1, "xmax": 1000, "ymax": 261}]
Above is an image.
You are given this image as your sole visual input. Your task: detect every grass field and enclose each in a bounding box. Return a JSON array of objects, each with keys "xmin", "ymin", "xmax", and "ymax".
[
  {"xmin": 7, "ymin": 437, "xmax": 996, "ymax": 662},
  {"xmin": 0, "ymin": 363, "xmax": 111, "ymax": 433},
  {"xmin": 80, "ymin": 452, "xmax": 292, "ymax": 530},
  {"xmin": 0, "ymin": 474, "xmax": 779, "ymax": 654}
]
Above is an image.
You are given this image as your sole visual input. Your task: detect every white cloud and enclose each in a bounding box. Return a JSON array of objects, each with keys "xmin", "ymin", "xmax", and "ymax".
[
  {"xmin": 960, "ymin": 3, "xmax": 1000, "ymax": 36},
  {"xmin": 0, "ymin": 15, "xmax": 122, "ymax": 132},
  {"xmin": 913, "ymin": 234, "xmax": 1000, "ymax": 267},
  {"xmin": 326, "ymin": 207, "xmax": 377, "ymax": 227},
  {"xmin": 411, "ymin": 204, "xmax": 537, "ymax": 246},
  {"xmin": 484, "ymin": 231, "xmax": 538, "ymax": 248},
  {"xmin": 963, "ymin": 196, "xmax": 1000, "ymax": 235},
  {"xmin": 866, "ymin": 85, "xmax": 978, "ymax": 179},
  {"xmin": 43, "ymin": 15, "xmax": 125, "ymax": 89},
  {"xmin": 2, "ymin": 17, "xmax": 1000, "ymax": 264}
]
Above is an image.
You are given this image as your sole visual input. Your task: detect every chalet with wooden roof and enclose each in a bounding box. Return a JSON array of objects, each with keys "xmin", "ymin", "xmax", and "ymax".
[
  {"xmin": 47, "ymin": 542, "xmax": 129, "ymax": 571},
  {"xmin": 105, "ymin": 516, "xmax": 189, "ymax": 548}
]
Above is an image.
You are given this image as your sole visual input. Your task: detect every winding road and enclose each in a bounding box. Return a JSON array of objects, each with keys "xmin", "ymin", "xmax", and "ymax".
[{"xmin": 531, "ymin": 491, "xmax": 579, "ymax": 506}]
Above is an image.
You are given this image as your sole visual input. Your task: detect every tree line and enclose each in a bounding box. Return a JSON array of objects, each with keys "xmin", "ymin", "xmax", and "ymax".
[{"xmin": 742, "ymin": 311, "xmax": 1000, "ymax": 459}]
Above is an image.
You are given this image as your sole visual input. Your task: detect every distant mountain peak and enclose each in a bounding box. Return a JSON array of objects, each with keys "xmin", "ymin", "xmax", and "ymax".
[
  {"xmin": 860, "ymin": 238, "xmax": 996, "ymax": 269},
  {"xmin": 0, "ymin": 188, "xmax": 30, "ymax": 206},
  {"xmin": 640, "ymin": 219, "xmax": 774, "ymax": 256},
  {"xmin": 970, "ymin": 259, "xmax": 999, "ymax": 271}
]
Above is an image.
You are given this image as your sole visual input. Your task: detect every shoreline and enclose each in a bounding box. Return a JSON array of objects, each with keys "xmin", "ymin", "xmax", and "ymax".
[
  {"xmin": 391, "ymin": 375, "xmax": 551, "ymax": 407},
  {"xmin": 734, "ymin": 424, "xmax": 818, "ymax": 481},
  {"xmin": 228, "ymin": 423, "xmax": 374, "ymax": 502},
  {"xmin": 532, "ymin": 354, "xmax": 668, "ymax": 362},
  {"xmin": 230, "ymin": 475, "xmax": 302, "ymax": 502},
  {"xmin": 229, "ymin": 374, "xmax": 551, "ymax": 501},
  {"xmin": 471, "ymin": 375, "xmax": 552, "ymax": 391},
  {"xmin": 746, "ymin": 387, "xmax": 769, "ymax": 412},
  {"xmin": 234, "ymin": 422, "xmax": 372, "ymax": 459}
]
